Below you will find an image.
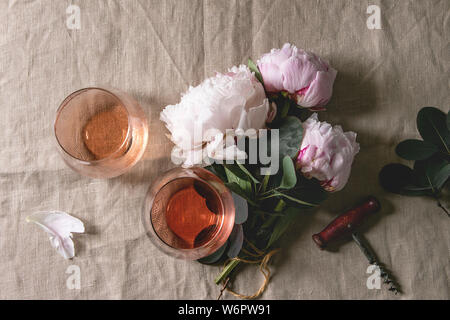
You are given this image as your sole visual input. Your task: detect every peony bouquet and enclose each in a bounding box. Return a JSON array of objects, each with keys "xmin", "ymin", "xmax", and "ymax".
[{"xmin": 160, "ymin": 43, "xmax": 359, "ymax": 299}]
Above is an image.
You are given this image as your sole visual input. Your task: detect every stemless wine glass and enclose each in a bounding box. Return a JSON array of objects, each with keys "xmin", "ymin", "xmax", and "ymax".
[
  {"xmin": 54, "ymin": 87, "xmax": 148, "ymax": 178},
  {"xmin": 142, "ymin": 167, "xmax": 235, "ymax": 260}
]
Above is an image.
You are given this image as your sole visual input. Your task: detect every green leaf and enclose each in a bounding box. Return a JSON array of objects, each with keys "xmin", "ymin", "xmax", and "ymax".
[
  {"xmin": 205, "ymin": 163, "xmax": 227, "ymax": 182},
  {"xmin": 416, "ymin": 107, "xmax": 450, "ymax": 153},
  {"xmin": 236, "ymin": 162, "xmax": 260, "ymax": 184},
  {"xmin": 434, "ymin": 163, "xmax": 450, "ymax": 189},
  {"xmin": 225, "ymin": 182, "xmax": 256, "ymax": 206},
  {"xmin": 266, "ymin": 207, "xmax": 300, "ymax": 249},
  {"xmin": 278, "ymin": 116, "xmax": 303, "ymax": 159},
  {"xmin": 379, "ymin": 163, "xmax": 432, "ymax": 196},
  {"xmin": 414, "ymin": 156, "xmax": 450, "ymax": 191},
  {"xmin": 248, "ymin": 58, "xmax": 264, "ymax": 84},
  {"xmin": 224, "ymin": 164, "xmax": 252, "ymax": 192},
  {"xmin": 225, "ymin": 180, "xmax": 249, "ymax": 198},
  {"xmin": 395, "ymin": 139, "xmax": 438, "ymax": 160},
  {"xmin": 279, "ymin": 156, "xmax": 297, "ymax": 189},
  {"xmin": 261, "ymin": 173, "xmax": 270, "ymax": 193}
]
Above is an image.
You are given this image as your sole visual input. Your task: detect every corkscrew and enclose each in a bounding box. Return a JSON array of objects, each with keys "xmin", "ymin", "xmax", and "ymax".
[{"xmin": 312, "ymin": 196, "xmax": 401, "ymax": 295}]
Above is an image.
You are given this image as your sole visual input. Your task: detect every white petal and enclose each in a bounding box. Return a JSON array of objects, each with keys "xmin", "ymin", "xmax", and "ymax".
[
  {"xmin": 160, "ymin": 64, "xmax": 269, "ymax": 167},
  {"xmin": 26, "ymin": 211, "xmax": 85, "ymax": 259}
]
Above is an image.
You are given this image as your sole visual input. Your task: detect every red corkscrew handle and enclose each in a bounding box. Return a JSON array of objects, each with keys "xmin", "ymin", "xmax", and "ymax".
[{"xmin": 312, "ymin": 196, "xmax": 381, "ymax": 249}]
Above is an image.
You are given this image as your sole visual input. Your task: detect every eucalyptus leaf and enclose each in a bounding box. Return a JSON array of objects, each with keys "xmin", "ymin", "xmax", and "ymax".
[
  {"xmin": 279, "ymin": 116, "xmax": 303, "ymax": 160},
  {"xmin": 266, "ymin": 207, "xmax": 300, "ymax": 249},
  {"xmin": 433, "ymin": 163, "xmax": 450, "ymax": 189},
  {"xmin": 279, "ymin": 156, "xmax": 297, "ymax": 189},
  {"xmin": 227, "ymin": 224, "xmax": 244, "ymax": 258},
  {"xmin": 416, "ymin": 107, "xmax": 450, "ymax": 153},
  {"xmin": 197, "ymin": 242, "xmax": 227, "ymax": 264},
  {"xmin": 232, "ymin": 192, "xmax": 248, "ymax": 224},
  {"xmin": 414, "ymin": 156, "xmax": 450, "ymax": 191},
  {"xmin": 395, "ymin": 139, "xmax": 438, "ymax": 160},
  {"xmin": 248, "ymin": 58, "xmax": 264, "ymax": 84},
  {"xmin": 379, "ymin": 163, "xmax": 431, "ymax": 196}
]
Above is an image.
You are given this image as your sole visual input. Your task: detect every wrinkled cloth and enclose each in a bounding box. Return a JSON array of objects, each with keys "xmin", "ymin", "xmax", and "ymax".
[{"xmin": 0, "ymin": 0, "xmax": 449, "ymax": 300}]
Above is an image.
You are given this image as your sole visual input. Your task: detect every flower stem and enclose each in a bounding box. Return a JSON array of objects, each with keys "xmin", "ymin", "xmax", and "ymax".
[
  {"xmin": 274, "ymin": 199, "xmax": 286, "ymax": 212},
  {"xmin": 215, "ymin": 260, "xmax": 240, "ymax": 285}
]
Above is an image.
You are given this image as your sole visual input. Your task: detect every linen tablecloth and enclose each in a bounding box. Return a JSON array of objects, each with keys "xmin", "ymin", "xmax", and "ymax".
[{"xmin": 0, "ymin": 0, "xmax": 448, "ymax": 299}]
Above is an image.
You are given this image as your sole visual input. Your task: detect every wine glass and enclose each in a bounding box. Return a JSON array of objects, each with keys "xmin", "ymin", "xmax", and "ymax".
[
  {"xmin": 142, "ymin": 167, "xmax": 235, "ymax": 260},
  {"xmin": 54, "ymin": 87, "xmax": 148, "ymax": 178}
]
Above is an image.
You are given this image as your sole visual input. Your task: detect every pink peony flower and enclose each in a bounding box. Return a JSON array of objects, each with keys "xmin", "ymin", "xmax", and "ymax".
[
  {"xmin": 257, "ymin": 43, "xmax": 337, "ymax": 109},
  {"xmin": 295, "ymin": 114, "xmax": 359, "ymax": 192}
]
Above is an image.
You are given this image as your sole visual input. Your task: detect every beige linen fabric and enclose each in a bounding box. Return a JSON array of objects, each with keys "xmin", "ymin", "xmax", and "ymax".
[{"xmin": 0, "ymin": 0, "xmax": 449, "ymax": 299}]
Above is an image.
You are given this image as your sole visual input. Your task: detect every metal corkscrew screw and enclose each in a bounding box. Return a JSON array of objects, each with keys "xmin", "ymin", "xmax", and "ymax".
[{"xmin": 312, "ymin": 196, "xmax": 401, "ymax": 295}]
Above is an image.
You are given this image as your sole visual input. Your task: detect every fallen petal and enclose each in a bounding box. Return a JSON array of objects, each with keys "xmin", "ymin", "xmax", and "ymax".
[{"xmin": 26, "ymin": 211, "xmax": 85, "ymax": 259}]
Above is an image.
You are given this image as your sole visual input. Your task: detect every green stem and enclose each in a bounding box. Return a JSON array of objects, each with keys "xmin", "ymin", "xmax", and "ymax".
[
  {"xmin": 274, "ymin": 199, "xmax": 286, "ymax": 212},
  {"xmin": 437, "ymin": 199, "xmax": 450, "ymax": 217},
  {"xmin": 432, "ymin": 194, "xmax": 450, "ymax": 218},
  {"xmin": 258, "ymin": 193, "xmax": 277, "ymax": 201},
  {"xmin": 215, "ymin": 260, "xmax": 240, "ymax": 285}
]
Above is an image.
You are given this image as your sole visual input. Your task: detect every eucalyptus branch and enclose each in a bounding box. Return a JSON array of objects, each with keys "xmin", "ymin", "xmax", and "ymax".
[{"xmin": 435, "ymin": 198, "xmax": 450, "ymax": 217}]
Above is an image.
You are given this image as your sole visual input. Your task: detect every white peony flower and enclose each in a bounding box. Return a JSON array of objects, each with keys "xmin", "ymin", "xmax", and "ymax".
[
  {"xmin": 295, "ymin": 113, "xmax": 360, "ymax": 192},
  {"xmin": 160, "ymin": 65, "xmax": 271, "ymax": 167},
  {"xmin": 26, "ymin": 211, "xmax": 85, "ymax": 259}
]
